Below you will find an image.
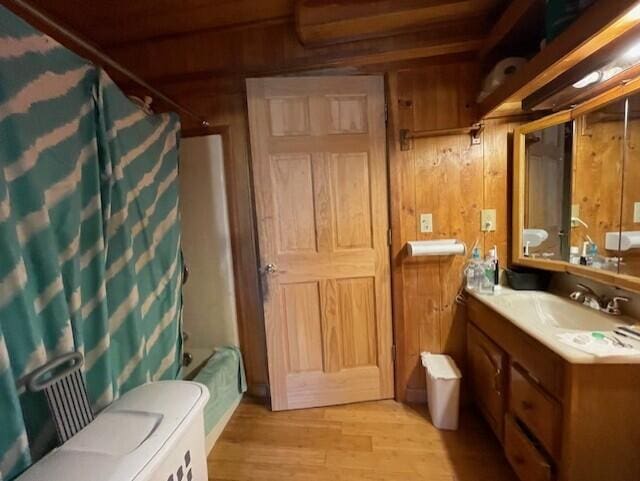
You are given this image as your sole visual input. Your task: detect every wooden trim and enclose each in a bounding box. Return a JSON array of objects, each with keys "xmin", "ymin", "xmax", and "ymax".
[
  {"xmin": 512, "ymin": 76, "xmax": 640, "ymax": 294},
  {"xmin": 386, "ymin": 70, "xmax": 410, "ymax": 403},
  {"xmin": 181, "ymin": 124, "xmax": 270, "ymax": 398},
  {"xmin": 570, "ymin": 74, "xmax": 640, "ymax": 118},
  {"xmin": 295, "ymin": 0, "xmax": 499, "ymax": 47},
  {"xmin": 522, "ymin": 23, "xmax": 640, "ymax": 111},
  {"xmin": 405, "ymin": 387, "xmax": 427, "ymax": 403},
  {"xmin": 512, "ymin": 123, "xmax": 525, "ymax": 269},
  {"xmin": 479, "ymin": 0, "xmax": 640, "ymax": 118},
  {"xmin": 516, "ymin": 110, "xmax": 572, "ymax": 134}
]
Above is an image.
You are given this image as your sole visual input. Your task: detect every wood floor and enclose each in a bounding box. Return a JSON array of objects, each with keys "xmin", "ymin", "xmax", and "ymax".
[{"xmin": 207, "ymin": 399, "xmax": 517, "ymax": 481}]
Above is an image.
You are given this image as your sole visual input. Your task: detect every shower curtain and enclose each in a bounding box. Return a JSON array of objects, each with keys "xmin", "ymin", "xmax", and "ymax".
[{"xmin": 0, "ymin": 6, "xmax": 183, "ymax": 480}]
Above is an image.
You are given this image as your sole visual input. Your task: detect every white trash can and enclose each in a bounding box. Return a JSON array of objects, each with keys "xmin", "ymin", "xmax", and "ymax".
[{"xmin": 421, "ymin": 352, "xmax": 462, "ymax": 430}]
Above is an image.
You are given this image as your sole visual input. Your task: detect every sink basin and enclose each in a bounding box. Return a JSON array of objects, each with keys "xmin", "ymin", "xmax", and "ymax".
[
  {"xmin": 488, "ymin": 291, "xmax": 623, "ymax": 332},
  {"xmin": 466, "ymin": 288, "xmax": 640, "ymax": 363}
]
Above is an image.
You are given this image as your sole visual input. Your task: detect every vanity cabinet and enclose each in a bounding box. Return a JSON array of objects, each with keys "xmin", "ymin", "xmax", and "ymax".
[
  {"xmin": 467, "ymin": 297, "xmax": 640, "ymax": 481},
  {"xmin": 467, "ymin": 323, "xmax": 507, "ymax": 441}
]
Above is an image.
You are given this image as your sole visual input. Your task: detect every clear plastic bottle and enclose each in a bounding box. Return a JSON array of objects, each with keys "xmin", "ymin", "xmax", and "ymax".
[
  {"xmin": 479, "ymin": 252, "xmax": 496, "ymax": 295},
  {"xmin": 569, "ymin": 246, "xmax": 580, "ymax": 265},
  {"xmin": 466, "ymin": 247, "xmax": 482, "ymax": 291}
]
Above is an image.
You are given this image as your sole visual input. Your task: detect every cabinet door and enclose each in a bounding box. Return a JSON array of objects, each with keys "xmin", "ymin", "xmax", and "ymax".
[{"xmin": 467, "ymin": 322, "xmax": 507, "ymax": 441}]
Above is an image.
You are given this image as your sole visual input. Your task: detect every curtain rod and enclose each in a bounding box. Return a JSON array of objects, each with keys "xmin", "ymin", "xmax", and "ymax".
[{"xmin": 6, "ymin": 0, "xmax": 210, "ymax": 127}]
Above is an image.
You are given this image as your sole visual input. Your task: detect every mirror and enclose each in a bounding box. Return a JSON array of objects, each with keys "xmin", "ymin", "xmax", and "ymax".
[
  {"xmin": 620, "ymin": 94, "xmax": 640, "ymax": 277},
  {"xmin": 571, "ymin": 100, "xmax": 625, "ymax": 272},
  {"xmin": 523, "ymin": 122, "xmax": 573, "ymax": 261},
  {"xmin": 514, "ymin": 88, "xmax": 640, "ymax": 292}
]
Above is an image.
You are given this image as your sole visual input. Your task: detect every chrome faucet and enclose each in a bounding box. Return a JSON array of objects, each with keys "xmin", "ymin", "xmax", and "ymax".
[
  {"xmin": 603, "ymin": 296, "xmax": 630, "ymax": 316},
  {"xmin": 569, "ymin": 283, "xmax": 630, "ymax": 315}
]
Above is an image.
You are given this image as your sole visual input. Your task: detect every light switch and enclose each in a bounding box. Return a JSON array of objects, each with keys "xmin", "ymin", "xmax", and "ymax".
[
  {"xmin": 420, "ymin": 213, "xmax": 433, "ymax": 233},
  {"xmin": 635, "ymin": 202, "xmax": 640, "ymax": 223},
  {"xmin": 481, "ymin": 209, "xmax": 496, "ymax": 232}
]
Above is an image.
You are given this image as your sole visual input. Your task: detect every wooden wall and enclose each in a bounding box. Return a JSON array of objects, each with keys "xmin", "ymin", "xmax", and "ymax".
[
  {"xmin": 152, "ymin": 60, "xmax": 522, "ymax": 401},
  {"xmin": 388, "ymin": 63, "xmax": 521, "ymax": 401}
]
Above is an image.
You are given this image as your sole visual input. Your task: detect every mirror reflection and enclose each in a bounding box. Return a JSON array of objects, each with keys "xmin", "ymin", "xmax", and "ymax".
[
  {"xmin": 620, "ymin": 94, "xmax": 640, "ymax": 276},
  {"xmin": 570, "ymin": 100, "xmax": 625, "ymax": 272},
  {"xmin": 523, "ymin": 122, "xmax": 573, "ymax": 261},
  {"xmin": 520, "ymin": 94, "xmax": 640, "ymax": 281}
]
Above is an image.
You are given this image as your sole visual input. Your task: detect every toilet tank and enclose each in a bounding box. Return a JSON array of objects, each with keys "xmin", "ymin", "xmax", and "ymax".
[{"xmin": 17, "ymin": 381, "xmax": 210, "ymax": 481}]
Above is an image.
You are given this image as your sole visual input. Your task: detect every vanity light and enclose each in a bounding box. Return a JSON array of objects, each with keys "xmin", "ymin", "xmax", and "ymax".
[
  {"xmin": 602, "ymin": 66, "xmax": 624, "ymax": 81},
  {"xmin": 623, "ymin": 41, "xmax": 640, "ymax": 61},
  {"xmin": 626, "ymin": 3, "xmax": 640, "ymax": 22},
  {"xmin": 572, "ymin": 71, "xmax": 601, "ymax": 89}
]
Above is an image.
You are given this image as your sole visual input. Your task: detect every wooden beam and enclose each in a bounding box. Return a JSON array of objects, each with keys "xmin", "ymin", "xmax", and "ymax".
[
  {"xmin": 295, "ymin": 0, "xmax": 500, "ymax": 46},
  {"xmin": 478, "ymin": 0, "xmax": 640, "ymax": 118},
  {"xmin": 24, "ymin": 0, "xmax": 295, "ymax": 47},
  {"xmin": 108, "ymin": 16, "xmax": 489, "ymax": 83},
  {"xmin": 477, "ymin": 0, "xmax": 544, "ymax": 61}
]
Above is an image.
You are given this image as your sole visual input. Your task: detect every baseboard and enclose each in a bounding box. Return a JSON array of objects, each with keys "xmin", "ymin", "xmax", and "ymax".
[
  {"xmin": 405, "ymin": 388, "xmax": 427, "ymax": 404},
  {"xmin": 246, "ymin": 383, "xmax": 270, "ymax": 399}
]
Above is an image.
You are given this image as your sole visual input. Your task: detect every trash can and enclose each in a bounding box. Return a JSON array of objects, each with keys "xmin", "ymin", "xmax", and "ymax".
[{"xmin": 421, "ymin": 352, "xmax": 462, "ymax": 430}]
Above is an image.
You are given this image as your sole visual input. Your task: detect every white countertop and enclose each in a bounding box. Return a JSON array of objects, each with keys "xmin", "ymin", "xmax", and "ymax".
[{"xmin": 466, "ymin": 287, "xmax": 640, "ymax": 364}]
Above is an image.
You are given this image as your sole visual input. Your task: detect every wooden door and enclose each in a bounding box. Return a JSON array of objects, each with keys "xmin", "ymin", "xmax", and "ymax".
[{"xmin": 246, "ymin": 76, "xmax": 393, "ymax": 410}]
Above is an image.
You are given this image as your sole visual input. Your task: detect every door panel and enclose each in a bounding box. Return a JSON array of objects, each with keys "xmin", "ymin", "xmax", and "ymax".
[
  {"xmin": 337, "ymin": 277, "xmax": 377, "ymax": 368},
  {"xmin": 331, "ymin": 152, "xmax": 373, "ymax": 249},
  {"xmin": 271, "ymin": 153, "xmax": 317, "ymax": 253},
  {"xmin": 281, "ymin": 282, "xmax": 323, "ymax": 373},
  {"xmin": 247, "ymin": 76, "xmax": 393, "ymax": 410}
]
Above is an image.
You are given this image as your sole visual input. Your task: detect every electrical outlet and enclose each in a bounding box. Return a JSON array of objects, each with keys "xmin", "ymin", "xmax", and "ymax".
[
  {"xmin": 481, "ymin": 209, "xmax": 496, "ymax": 232},
  {"xmin": 420, "ymin": 213, "xmax": 433, "ymax": 233},
  {"xmin": 635, "ymin": 202, "xmax": 640, "ymax": 223}
]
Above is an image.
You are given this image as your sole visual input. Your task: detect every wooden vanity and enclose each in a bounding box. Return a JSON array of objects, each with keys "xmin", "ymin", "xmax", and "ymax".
[{"xmin": 466, "ymin": 295, "xmax": 640, "ymax": 481}]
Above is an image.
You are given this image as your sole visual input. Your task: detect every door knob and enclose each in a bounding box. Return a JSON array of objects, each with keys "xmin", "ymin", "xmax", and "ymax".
[{"xmin": 261, "ymin": 263, "xmax": 278, "ymax": 274}]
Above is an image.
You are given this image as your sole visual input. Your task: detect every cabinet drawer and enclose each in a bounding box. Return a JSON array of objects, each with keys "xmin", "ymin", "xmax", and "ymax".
[
  {"xmin": 467, "ymin": 323, "xmax": 507, "ymax": 441},
  {"xmin": 510, "ymin": 364, "xmax": 561, "ymax": 460},
  {"xmin": 505, "ymin": 415, "xmax": 553, "ymax": 481}
]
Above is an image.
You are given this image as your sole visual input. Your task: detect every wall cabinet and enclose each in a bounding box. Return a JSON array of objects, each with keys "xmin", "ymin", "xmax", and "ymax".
[{"xmin": 467, "ymin": 297, "xmax": 640, "ymax": 481}]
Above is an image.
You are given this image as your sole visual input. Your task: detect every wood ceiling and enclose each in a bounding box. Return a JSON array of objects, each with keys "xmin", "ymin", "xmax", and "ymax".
[
  {"xmin": 25, "ymin": 0, "xmax": 297, "ymax": 47},
  {"xmin": 19, "ymin": 0, "xmax": 506, "ymax": 85}
]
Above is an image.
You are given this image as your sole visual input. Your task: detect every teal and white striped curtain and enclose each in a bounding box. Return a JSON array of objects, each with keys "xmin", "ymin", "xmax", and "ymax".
[{"xmin": 0, "ymin": 6, "xmax": 183, "ymax": 480}]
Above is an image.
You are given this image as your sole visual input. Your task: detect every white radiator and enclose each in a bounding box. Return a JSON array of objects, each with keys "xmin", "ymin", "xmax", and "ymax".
[{"xmin": 17, "ymin": 381, "xmax": 210, "ymax": 481}]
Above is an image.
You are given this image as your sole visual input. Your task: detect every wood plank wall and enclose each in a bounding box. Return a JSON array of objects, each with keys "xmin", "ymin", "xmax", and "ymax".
[
  {"xmin": 388, "ymin": 63, "xmax": 522, "ymax": 401},
  {"xmin": 132, "ymin": 61, "xmax": 522, "ymax": 402}
]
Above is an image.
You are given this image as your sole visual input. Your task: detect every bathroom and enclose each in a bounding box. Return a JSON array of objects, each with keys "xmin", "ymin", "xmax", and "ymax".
[{"xmin": 1, "ymin": 1, "xmax": 640, "ymax": 480}]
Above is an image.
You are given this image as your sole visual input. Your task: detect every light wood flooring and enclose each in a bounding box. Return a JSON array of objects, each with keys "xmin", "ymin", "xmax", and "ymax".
[{"xmin": 207, "ymin": 399, "xmax": 517, "ymax": 481}]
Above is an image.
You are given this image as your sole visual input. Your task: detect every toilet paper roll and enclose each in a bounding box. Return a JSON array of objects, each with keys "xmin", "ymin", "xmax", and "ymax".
[
  {"xmin": 477, "ymin": 57, "xmax": 527, "ymax": 103},
  {"xmin": 407, "ymin": 240, "xmax": 466, "ymax": 257}
]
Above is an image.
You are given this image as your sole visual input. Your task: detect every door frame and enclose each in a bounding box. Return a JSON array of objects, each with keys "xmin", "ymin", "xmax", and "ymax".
[{"xmin": 183, "ymin": 75, "xmax": 399, "ymax": 403}]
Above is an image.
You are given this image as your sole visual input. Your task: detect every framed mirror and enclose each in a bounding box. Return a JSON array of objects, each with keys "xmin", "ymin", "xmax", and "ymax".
[
  {"xmin": 513, "ymin": 77, "xmax": 640, "ymax": 292},
  {"xmin": 571, "ymin": 99, "xmax": 625, "ymax": 272},
  {"xmin": 523, "ymin": 122, "xmax": 573, "ymax": 261},
  {"xmin": 620, "ymin": 93, "xmax": 640, "ymax": 277}
]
